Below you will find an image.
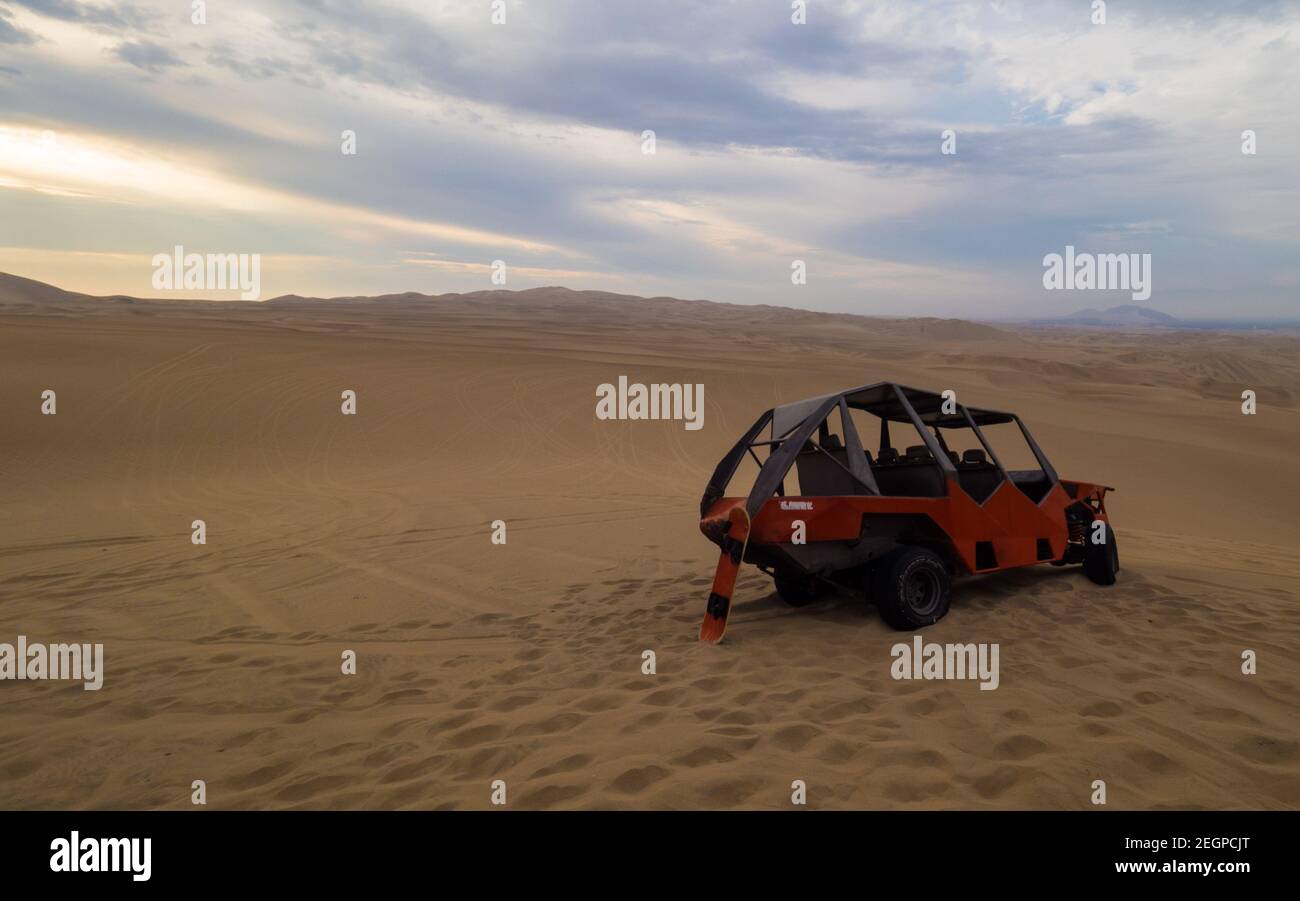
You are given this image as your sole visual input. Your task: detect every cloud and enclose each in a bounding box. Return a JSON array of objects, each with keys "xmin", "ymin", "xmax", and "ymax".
[
  {"xmin": 8, "ymin": 0, "xmax": 149, "ymax": 30},
  {"xmin": 0, "ymin": 6, "xmax": 36, "ymax": 44},
  {"xmin": 0, "ymin": 0, "xmax": 1296, "ymax": 317},
  {"xmin": 112, "ymin": 39, "xmax": 185, "ymax": 72}
]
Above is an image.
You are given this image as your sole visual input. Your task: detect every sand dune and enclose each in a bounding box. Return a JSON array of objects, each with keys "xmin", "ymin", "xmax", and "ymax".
[{"xmin": 1, "ymin": 273, "xmax": 1297, "ymax": 809}]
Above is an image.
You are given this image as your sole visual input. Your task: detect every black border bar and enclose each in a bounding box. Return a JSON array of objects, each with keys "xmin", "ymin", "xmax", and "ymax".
[{"xmin": 0, "ymin": 810, "xmax": 1286, "ymax": 888}]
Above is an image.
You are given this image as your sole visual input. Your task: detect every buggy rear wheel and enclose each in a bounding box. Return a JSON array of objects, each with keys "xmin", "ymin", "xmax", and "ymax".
[
  {"xmin": 873, "ymin": 547, "xmax": 951, "ymax": 630},
  {"xmin": 774, "ymin": 571, "xmax": 828, "ymax": 607},
  {"xmin": 1083, "ymin": 521, "xmax": 1119, "ymax": 585}
]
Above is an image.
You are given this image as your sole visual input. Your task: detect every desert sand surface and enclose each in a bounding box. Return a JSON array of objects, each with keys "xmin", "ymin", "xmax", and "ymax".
[{"xmin": 1, "ymin": 271, "xmax": 1298, "ymax": 810}]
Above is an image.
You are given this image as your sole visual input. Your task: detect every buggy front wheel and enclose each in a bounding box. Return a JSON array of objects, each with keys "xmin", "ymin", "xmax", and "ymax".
[{"xmin": 1083, "ymin": 521, "xmax": 1119, "ymax": 585}]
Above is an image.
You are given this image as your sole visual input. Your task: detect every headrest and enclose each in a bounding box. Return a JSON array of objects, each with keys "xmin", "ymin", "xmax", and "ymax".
[
  {"xmin": 822, "ymin": 434, "xmax": 844, "ymax": 451},
  {"xmin": 947, "ymin": 451, "xmax": 960, "ymax": 466},
  {"xmin": 905, "ymin": 445, "xmax": 933, "ymax": 461},
  {"xmin": 877, "ymin": 447, "xmax": 899, "ymax": 463},
  {"xmin": 962, "ymin": 448, "xmax": 987, "ymax": 464}
]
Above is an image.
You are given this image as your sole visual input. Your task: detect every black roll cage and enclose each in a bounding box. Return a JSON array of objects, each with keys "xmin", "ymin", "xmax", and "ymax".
[{"xmin": 699, "ymin": 382, "xmax": 1059, "ymax": 519}]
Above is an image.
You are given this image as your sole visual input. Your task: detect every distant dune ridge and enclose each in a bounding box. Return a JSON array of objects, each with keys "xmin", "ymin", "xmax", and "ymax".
[
  {"xmin": 0, "ymin": 271, "xmax": 1008, "ymax": 340},
  {"xmin": 1, "ymin": 271, "xmax": 1298, "ymax": 810}
]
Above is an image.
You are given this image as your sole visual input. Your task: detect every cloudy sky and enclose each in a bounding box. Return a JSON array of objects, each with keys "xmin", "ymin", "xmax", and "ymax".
[{"xmin": 0, "ymin": 0, "xmax": 1296, "ymax": 317}]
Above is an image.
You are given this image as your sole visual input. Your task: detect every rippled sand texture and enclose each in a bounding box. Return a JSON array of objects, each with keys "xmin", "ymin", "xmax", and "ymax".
[{"xmin": 2, "ymin": 273, "xmax": 1298, "ymax": 809}]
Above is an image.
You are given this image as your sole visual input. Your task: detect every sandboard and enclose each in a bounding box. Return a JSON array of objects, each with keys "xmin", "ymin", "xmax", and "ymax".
[{"xmin": 698, "ymin": 505, "xmax": 751, "ymax": 644}]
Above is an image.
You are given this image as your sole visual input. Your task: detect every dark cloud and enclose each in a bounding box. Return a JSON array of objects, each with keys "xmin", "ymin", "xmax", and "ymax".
[
  {"xmin": 9, "ymin": 0, "xmax": 150, "ymax": 30},
  {"xmin": 113, "ymin": 39, "xmax": 185, "ymax": 72},
  {"xmin": 12, "ymin": 0, "xmax": 964, "ymax": 168},
  {"xmin": 277, "ymin": 0, "xmax": 972, "ymax": 165}
]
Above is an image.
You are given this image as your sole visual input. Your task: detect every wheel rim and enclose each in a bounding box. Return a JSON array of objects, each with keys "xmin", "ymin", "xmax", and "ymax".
[{"xmin": 903, "ymin": 569, "xmax": 941, "ymax": 616}]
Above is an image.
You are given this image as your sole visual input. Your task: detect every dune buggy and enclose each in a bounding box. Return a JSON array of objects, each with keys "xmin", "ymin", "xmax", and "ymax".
[{"xmin": 698, "ymin": 382, "xmax": 1117, "ymax": 641}]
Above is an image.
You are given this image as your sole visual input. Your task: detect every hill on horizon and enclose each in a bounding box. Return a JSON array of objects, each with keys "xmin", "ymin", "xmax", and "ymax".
[
  {"xmin": 1058, "ymin": 304, "xmax": 1182, "ymax": 326},
  {"xmin": 5, "ymin": 271, "xmax": 1294, "ymax": 334},
  {"xmin": 0, "ymin": 271, "xmax": 1010, "ymax": 342}
]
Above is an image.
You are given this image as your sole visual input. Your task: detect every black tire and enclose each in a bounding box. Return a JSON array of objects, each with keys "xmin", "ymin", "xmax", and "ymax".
[
  {"xmin": 1083, "ymin": 521, "xmax": 1119, "ymax": 585},
  {"xmin": 872, "ymin": 547, "xmax": 951, "ymax": 630},
  {"xmin": 774, "ymin": 572, "xmax": 827, "ymax": 607}
]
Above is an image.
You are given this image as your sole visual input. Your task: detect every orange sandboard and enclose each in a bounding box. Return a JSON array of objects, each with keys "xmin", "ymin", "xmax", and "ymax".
[{"xmin": 698, "ymin": 505, "xmax": 751, "ymax": 644}]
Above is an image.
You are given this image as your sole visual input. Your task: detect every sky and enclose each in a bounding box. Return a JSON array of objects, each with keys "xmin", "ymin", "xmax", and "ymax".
[{"xmin": 0, "ymin": 0, "xmax": 1296, "ymax": 318}]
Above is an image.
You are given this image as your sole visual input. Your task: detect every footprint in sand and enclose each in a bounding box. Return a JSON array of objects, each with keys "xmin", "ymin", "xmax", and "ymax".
[
  {"xmin": 640, "ymin": 687, "xmax": 686, "ymax": 707},
  {"xmin": 670, "ymin": 746, "xmax": 735, "ymax": 767},
  {"xmin": 699, "ymin": 776, "xmax": 765, "ymax": 806},
  {"xmin": 994, "ymin": 734, "xmax": 1049, "ymax": 760},
  {"xmin": 573, "ymin": 693, "xmax": 622, "ymax": 712},
  {"xmin": 516, "ymin": 784, "xmax": 588, "ymax": 808},
  {"xmin": 446, "ymin": 723, "xmax": 507, "ymax": 748},
  {"xmin": 275, "ymin": 773, "xmax": 353, "ymax": 802},
  {"xmin": 1079, "ymin": 700, "xmax": 1124, "ymax": 718},
  {"xmin": 610, "ymin": 765, "xmax": 670, "ymax": 794},
  {"xmin": 620, "ymin": 711, "xmax": 669, "ymax": 734},
  {"xmin": 882, "ymin": 778, "xmax": 950, "ymax": 803},
  {"xmin": 380, "ymin": 755, "xmax": 443, "ymax": 784},
  {"xmin": 970, "ymin": 765, "xmax": 1023, "ymax": 799},
  {"xmin": 510, "ymin": 712, "xmax": 585, "ymax": 737},
  {"xmin": 227, "ymin": 760, "xmax": 297, "ymax": 790},
  {"xmin": 363, "ymin": 744, "xmax": 417, "ymax": 767},
  {"xmin": 529, "ymin": 754, "xmax": 594, "ymax": 778},
  {"xmin": 1232, "ymin": 735, "xmax": 1298, "ymax": 765},
  {"xmin": 488, "ymin": 694, "xmax": 539, "ymax": 712},
  {"xmin": 771, "ymin": 723, "xmax": 823, "ymax": 752},
  {"xmin": 1128, "ymin": 747, "xmax": 1183, "ymax": 775}
]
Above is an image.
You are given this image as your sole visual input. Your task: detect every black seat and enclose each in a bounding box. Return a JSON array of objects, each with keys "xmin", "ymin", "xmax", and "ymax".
[
  {"xmin": 796, "ymin": 444, "xmax": 870, "ymax": 496},
  {"xmin": 871, "ymin": 443, "xmax": 945, "ymax": 497},
  {"xmin": 871, "ymin": 462, "xmax": 945, "ymax": 497},
  {"xmin": 955, "ymin": 448, "xmax": 1001, "ymax": 502}
]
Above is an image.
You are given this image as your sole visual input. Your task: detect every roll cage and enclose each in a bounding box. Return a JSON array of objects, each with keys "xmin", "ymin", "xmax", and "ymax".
[{"xmin": 699, "ymin": 382, "xmax": 1060, "ymax": 519}]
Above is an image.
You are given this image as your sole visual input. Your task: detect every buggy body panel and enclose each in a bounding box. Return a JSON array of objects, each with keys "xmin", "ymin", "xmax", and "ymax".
[{"xmin": 698, "ymin": 382, "xmax": 1115, "ymax": 588}]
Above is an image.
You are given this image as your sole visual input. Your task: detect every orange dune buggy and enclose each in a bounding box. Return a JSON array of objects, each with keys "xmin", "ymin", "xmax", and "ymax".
[{"xmin": 697, "ymin": 382, "xmax": 1117, "ymax": 641}]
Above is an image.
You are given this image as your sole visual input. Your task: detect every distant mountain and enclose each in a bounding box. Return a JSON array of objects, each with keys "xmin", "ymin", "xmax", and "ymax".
[{"xmin": 1057, "ymin": 305, "xmax": 1181, "ymax": 326}]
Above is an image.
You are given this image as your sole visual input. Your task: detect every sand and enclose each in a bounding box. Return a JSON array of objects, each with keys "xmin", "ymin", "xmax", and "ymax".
[{"xmin": 1, "ymin": 271, "xmax": 1298, "ymax": 810}]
